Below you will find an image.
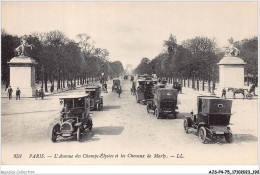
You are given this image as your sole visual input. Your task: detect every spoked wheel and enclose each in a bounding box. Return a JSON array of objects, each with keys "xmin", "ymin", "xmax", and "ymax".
[
  {"xmin": 88, "ymin": 120, "xmax": 93, "ymax": 131},
  {"xmin": 224, "ymin": 129, "xmax": 233, "ymax": 143},
  {"xmin": 146, "ymin": 104, "xmax": 150, "ymax": 113},
  {"xmin": 198, "ymin": 126, "xmax": 207, "ymax": 143},
  {"xmin": 136, "ymin": 96, "xmax": 140, "ymax": 103},
  {"xmin": 155, "ymin": 109, "xmax": 161, "ymax": 119},
  {"xmin": 246, "ymin": 93, "xmax": 253, "ymax": 100},
  {"xmin": 51, "ymin": 124, "xmax": 60, "ymax": 142},
  {"xmin": 183, "ymin": 119, "xmax": 189, "ymax": 134},
  {"xmin": 77, "ymin": 127, "xmax": 83, "ymax": 142}
]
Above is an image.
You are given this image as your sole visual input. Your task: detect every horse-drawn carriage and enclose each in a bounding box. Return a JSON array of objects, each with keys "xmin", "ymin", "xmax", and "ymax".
[{"xmin": 227, "ymin": 84, "xmax": 256, "ymax": 99}]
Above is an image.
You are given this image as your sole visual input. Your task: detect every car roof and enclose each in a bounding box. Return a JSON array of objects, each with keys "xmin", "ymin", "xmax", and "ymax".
[
  {"xmin": 59, "ymin": 94, "xmax": 89, "ymax": 99},
  {"xmin": 85, "ymin": 86, "xmax": 100, "ymax": 89}
]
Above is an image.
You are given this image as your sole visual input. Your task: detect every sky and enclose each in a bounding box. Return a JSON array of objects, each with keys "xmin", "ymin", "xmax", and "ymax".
[{"xmin": 2, "ymin": 1, "xmax": 258, "ymax": 68}]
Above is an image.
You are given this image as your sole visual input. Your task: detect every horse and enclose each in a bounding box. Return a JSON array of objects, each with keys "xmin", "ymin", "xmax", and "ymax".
[{"xmin": 227, "ymin": 88, "xmax": 245, "ymax": 99}]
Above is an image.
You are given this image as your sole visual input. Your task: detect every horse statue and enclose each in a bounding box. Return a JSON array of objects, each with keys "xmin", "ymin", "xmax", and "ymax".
[
  {"xmin": 225, "ymin": 44, "xmax": 240, "ymax": 57},
  {"xmin": 14, "ymin": 35, "xmax": 33, "ymax": 56}
]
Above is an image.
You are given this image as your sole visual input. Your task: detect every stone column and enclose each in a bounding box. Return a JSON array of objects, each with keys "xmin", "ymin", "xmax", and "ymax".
[{"xmin": 8, "ymin": 56, "xmax": 37, "ymax": 97}]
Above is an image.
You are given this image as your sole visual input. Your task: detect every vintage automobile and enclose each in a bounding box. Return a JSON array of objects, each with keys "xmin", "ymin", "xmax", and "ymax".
[
  {"xmin": 136, "ymin": 78, "xmax": 158, "ymax": 104},
  {"xmin": 51, "ymin": 94, "xmax": 93, "ymax": 142},
  {"xmin": 124, "ymin": 75, "xmax": 128, "ymax": 80},
  {"xmin": 147, "ymin": 87, "xmax": 178, "ymax": 119},
  {"xmin": 112, "ymin": 78, "xmax": 121, "ymax": 92},
  {"xmin": 173, "ymin": 82, "xmax": 182, "ymax": 93},
  {"xmin": 85, "ymin": 85, "xmax": 103, "ymax": 110},
  {"xmin": 184, "ymin": 96, "xmax": 233, "ymax": 143}
]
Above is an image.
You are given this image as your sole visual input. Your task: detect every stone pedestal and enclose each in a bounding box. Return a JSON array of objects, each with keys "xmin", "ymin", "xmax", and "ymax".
[
  {"xmin": 217, "ymin": 56, "xmax": 246, "ymax": 89},
  {"xmin": 8, "ymin": 56, "xmax": 37, "ymax": 97}
]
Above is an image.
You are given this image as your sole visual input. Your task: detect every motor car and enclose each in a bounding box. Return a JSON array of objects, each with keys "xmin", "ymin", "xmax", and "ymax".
[
  {"xmin": 85, "ymin": 85, "xmax": 103, "ymax": 110},
  {"xmin": 51, "ymin": 94, "xmax": 93, "ymax": 142},
  {"xmin": 183, "ymin": 96, "xmax": 233, "ymax": 143},
  {"xmin": 147, "ymin": 87, "xmax": 178, "ymax": 119},
  {"xmin": 112, "ymin": 78, "xmax": 121, "ymax": 92}
]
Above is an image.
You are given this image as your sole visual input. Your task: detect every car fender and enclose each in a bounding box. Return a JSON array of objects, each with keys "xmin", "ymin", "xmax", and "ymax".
[
  {"xmin": 197, "ymin": 122, "xmax": 207, "ymax": 132},
  {"xmin": 185, "ymin": 117, "xmax": 192, "ymax": 127},
  {"xmin": 74, "ymin": 122, "xmax": 82, "ymax": 127}
]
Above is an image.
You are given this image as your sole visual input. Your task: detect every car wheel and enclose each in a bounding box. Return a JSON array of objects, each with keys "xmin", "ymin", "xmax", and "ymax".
[
  {"xmin": 155, "ymin": 109, "xmax": 160, "ymax": 119},
  {"xmin": 146, "ymin": 104, "xmax": 150, "ymax": 113},
  {"xmin": 198, "ymin": 126, "xmax": 207, "ymax": 143},
  {"xmin": 100, "ymin": 103, "xmax": 103, "ymax": 110},
  {"xmin": 183, "ymin": 119, "xmax": 189, "ymax": 134},
  {"xmin": 224, "ymin": 129, "xmax": 233, "ymax": 143},
  {"xmin": 51, "ymin": 124, "xmax": 60, "ymax": 142},
  {"xmin": 88, "ymin": 120, "xmax": 93, "ymax": 131},
  {"xmin": 136, "ymin": 96, "xmax": 140, "ymax": 103},
  {"xmin": 77, "ymin": 127, "xmax": 82, "ymax": 142}
]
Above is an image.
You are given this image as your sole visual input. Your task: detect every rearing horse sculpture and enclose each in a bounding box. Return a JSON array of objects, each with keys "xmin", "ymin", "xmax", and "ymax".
[{"xmin": 14, "ymin": 35, "xmax": 33, "ymax": 56}]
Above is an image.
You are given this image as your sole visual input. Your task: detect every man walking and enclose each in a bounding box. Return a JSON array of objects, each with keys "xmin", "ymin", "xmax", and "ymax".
[
  {"xmin": 222, "ymin": 88, "xmax": 226, "ymax": 99},
  {"xmin": 117, "ymin": 85, "xmax": 122, "ymax": 98},
  {"xmin": 16, "ymin": 87, "xmax": 21, "ymax": 100},
  {"xmin": 8, "ymin": 86, "xmax": 13, "ymax": 100}
]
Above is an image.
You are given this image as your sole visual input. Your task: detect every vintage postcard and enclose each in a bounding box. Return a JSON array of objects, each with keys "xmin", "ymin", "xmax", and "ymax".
[{"xmin": 1, "ymin": 1, "xmax": 258, "ymax": 172}]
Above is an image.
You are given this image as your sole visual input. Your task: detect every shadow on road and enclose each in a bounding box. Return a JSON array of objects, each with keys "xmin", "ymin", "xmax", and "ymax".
[
  {"xmin": 102, "ymin": 105, "xmax": 121, "ymax": 111},
  {"xmin": 233, "ymin": 134, "xmax": 258, "ymax": 143},
  {"xmin": 2, "ymin": 109, "xmax": 58, "ymax": 116},
  {"xmin": 79, "ymin": 126, "xmax": 124, "ymax": 142},
  {"xmin": 92, "ymin": 126, "xmax": 124, "ymax": 135}
]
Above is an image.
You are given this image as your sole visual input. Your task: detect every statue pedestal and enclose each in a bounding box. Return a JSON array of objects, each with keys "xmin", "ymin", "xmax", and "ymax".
[
  {"xmin": 8, "ymin": 56, "xmax": 37, "ymax": 97},
  {"xmin": 217, "ymin": 56, "xmax": 246, "ymax": 89}
]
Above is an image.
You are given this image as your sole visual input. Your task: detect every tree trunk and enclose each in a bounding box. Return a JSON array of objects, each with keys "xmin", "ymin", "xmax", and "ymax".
[
  {"xmin": 57, "ymin": 79, "xmax": 59, "ymax": 91},
  {"xmin": 202, "ymin": 79, "xmax": 205, "ymax": 91},
  {"xmin": 197, "ymin": 79, "xmax": 199, "ymax": 91},
  {"xmin": 247, "ymin": 72, "xmax": 249, "ymax": 86},
  {"xmin": 208, "ymin": 78, "xmax": 211, "ymax": 93},
  {"xmin": 188, "ymin": 79, "xmax": 190, "ymax": 88},
  {"xmin": 44, "ymin": 79, "xmax": 48, "ymax": 92}
]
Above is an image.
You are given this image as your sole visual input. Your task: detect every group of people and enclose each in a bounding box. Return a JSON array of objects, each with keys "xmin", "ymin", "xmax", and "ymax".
[
  {"xmin": 5, "ymin": 85, "xmax": 21, "ymax": 100},
  {"xmin": 35, "ymin": 87, "xmax": 44, "ymax": 100}
]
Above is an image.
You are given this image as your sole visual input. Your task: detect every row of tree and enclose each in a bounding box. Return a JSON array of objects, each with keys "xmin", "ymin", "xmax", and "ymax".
[
  {"xmin": 134, "ymin": 34, "xmax": 258, "ymax": 91},
  {"xmin": 1, "ymin": 30, "xmax": 124, "ymax": 92}
]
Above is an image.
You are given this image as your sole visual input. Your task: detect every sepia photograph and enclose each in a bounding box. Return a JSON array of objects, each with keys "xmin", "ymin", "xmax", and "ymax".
[{"xmin": 1, "ymin": 1, "xmax": 259, "ymax": 174}]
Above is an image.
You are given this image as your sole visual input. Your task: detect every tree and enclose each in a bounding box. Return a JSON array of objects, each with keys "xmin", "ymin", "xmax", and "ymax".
[{"xmin": 234, "ymin": 37, "xmax": 258, "ymax": 84}]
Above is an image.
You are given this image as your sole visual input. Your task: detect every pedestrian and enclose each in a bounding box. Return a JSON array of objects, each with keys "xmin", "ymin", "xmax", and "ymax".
[
  {"xmin": 7, "ymin": 86, "xmax": 13, "ymax": 100},
  {"xmin": 117, "ymin": 85, "xmax": 122, "ymax": 98},
  {"xmin": 104, "ymin": 82, "xmax": 108, "ymax": 92},
  {"xmin": 40, "ymin": 87, "xmax": 44, "ymax": 99},
  {"xmin": 50, "ymin": 83, "xmax": 54, "ymax": 94},
  {"xmin": 35, "ymin": 89, "xmax": 39, "ymax": 100},
  {"xmin": 5, "ymin": 83, "xmax": 8, "ymax": 91},
  {"xmin": 16, "ymin": 87, "xmax": 21, "ymax": 100},
  {"xmin": 222, "ymin": 88, "xmax": 226, "ymax": 99}
]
